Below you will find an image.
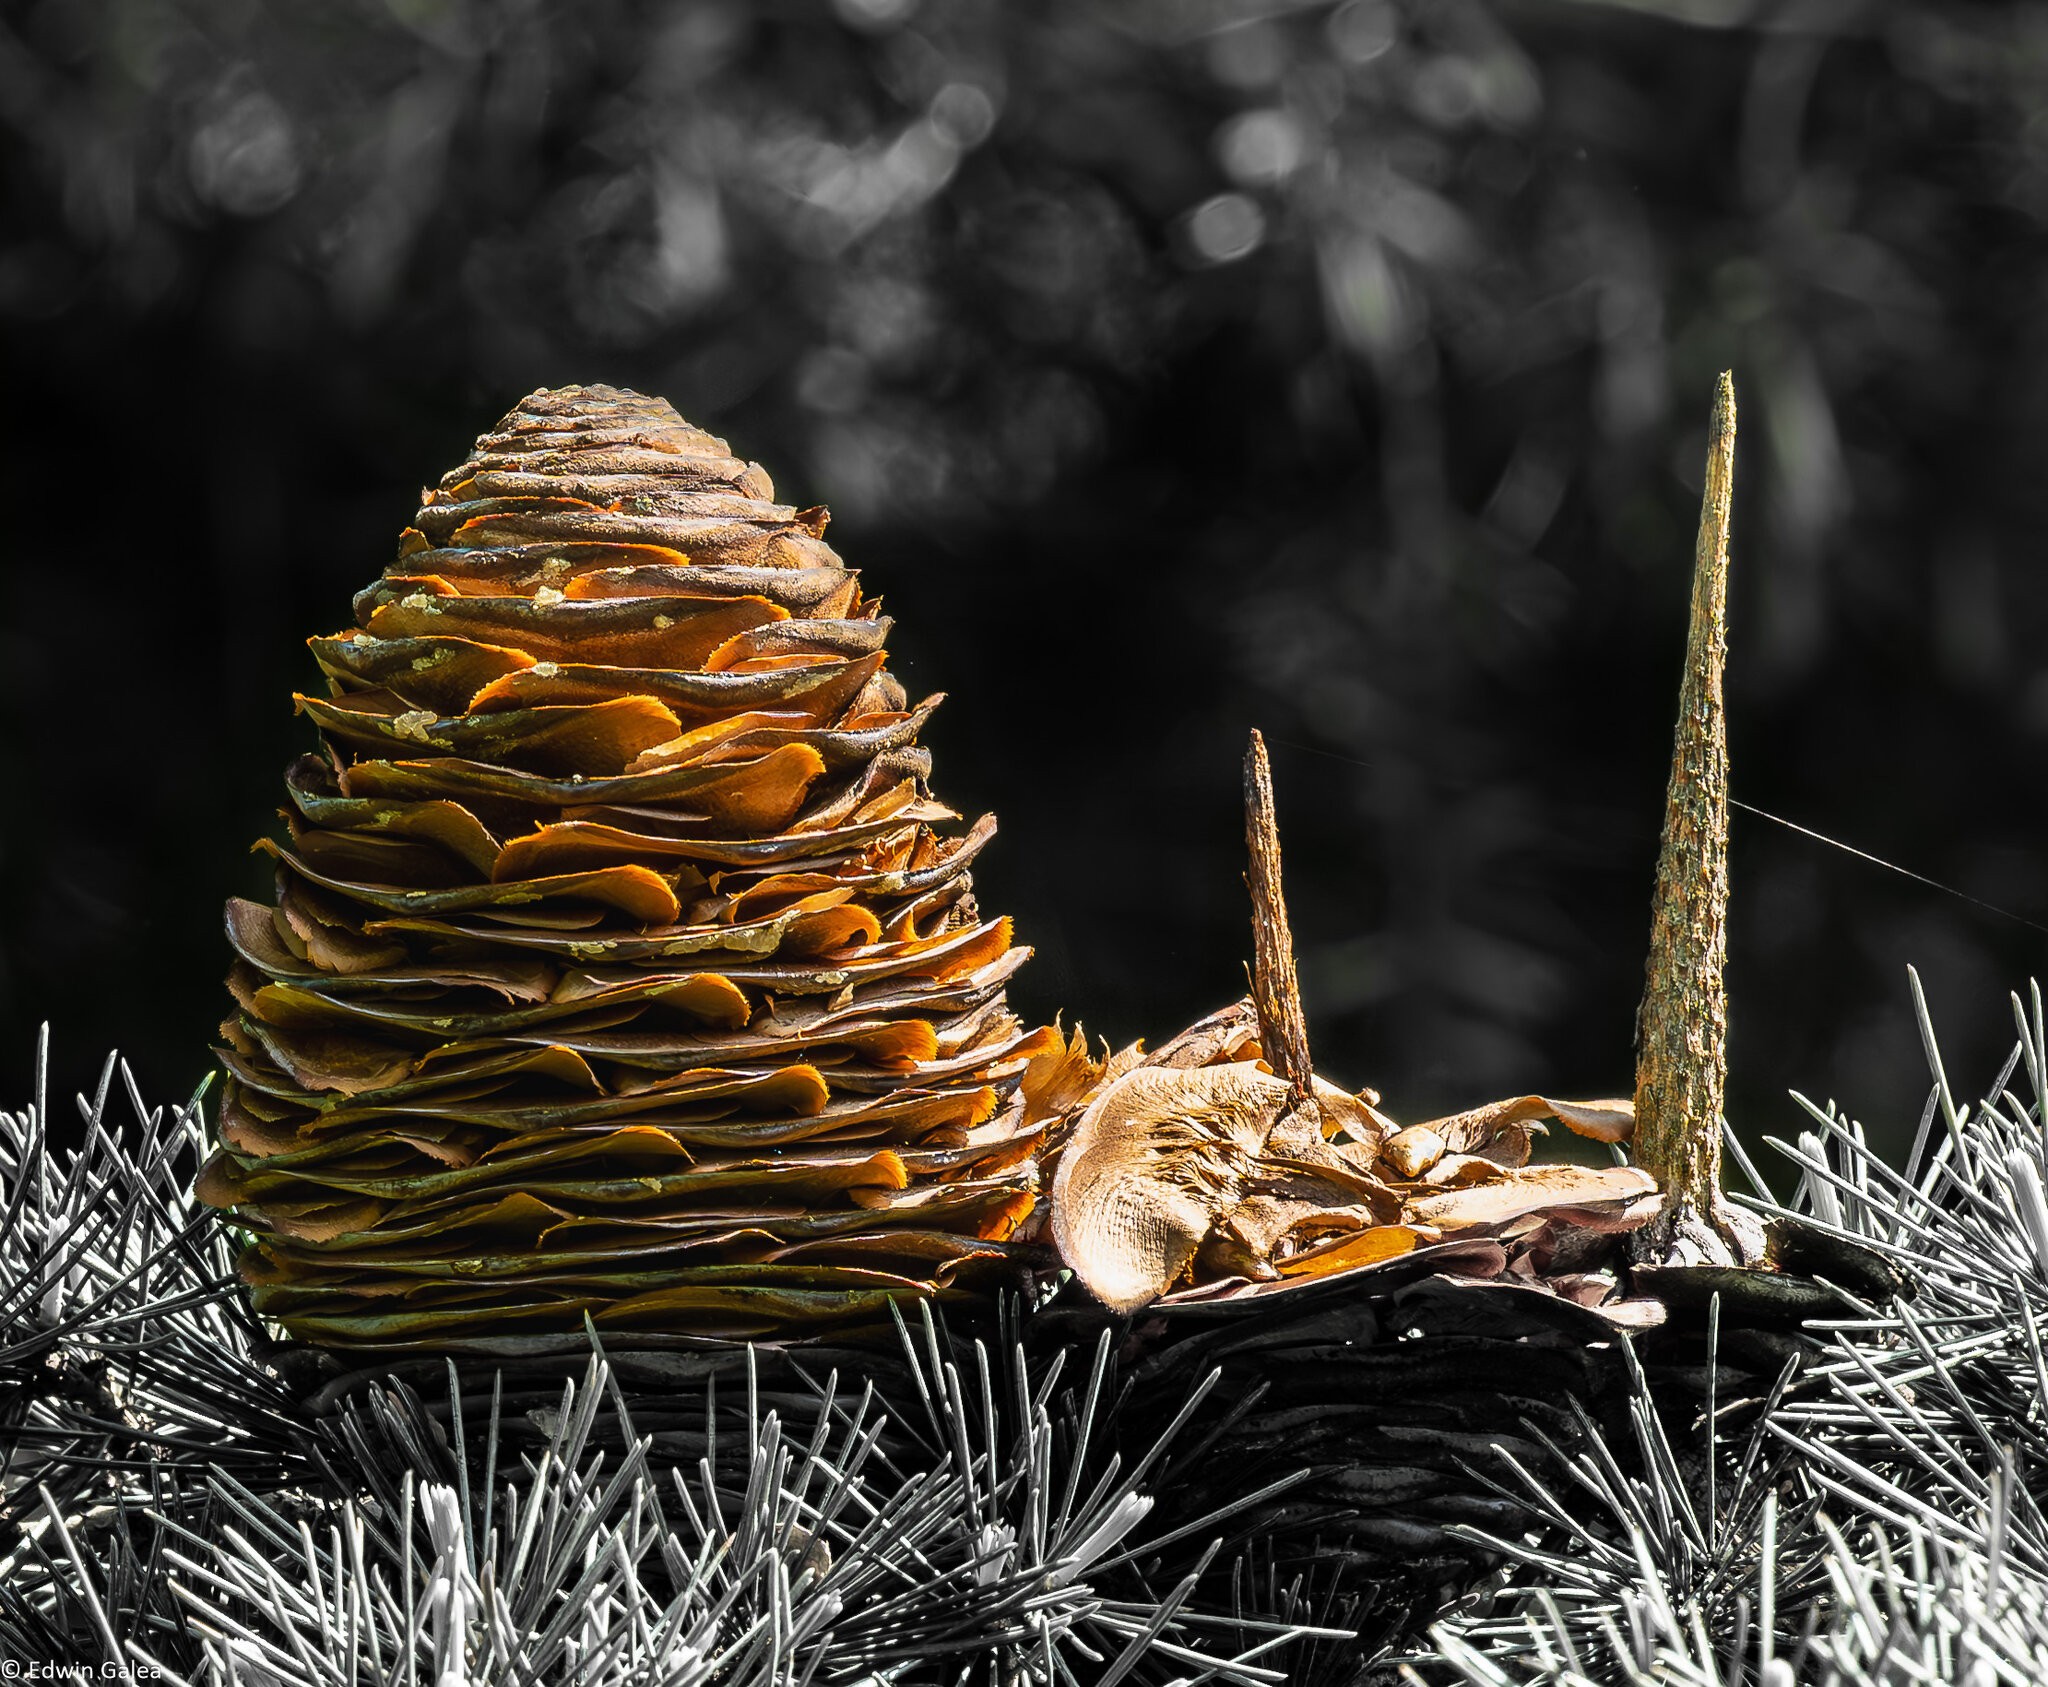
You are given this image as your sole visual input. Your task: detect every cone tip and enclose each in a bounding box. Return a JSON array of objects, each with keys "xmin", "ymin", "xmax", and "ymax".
[{"xmin": 1712, "ymin": 370, "xmax": 1736, "ymax": 435}]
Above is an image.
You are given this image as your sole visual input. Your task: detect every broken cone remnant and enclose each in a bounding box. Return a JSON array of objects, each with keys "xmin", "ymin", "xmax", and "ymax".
[
  {"xmin": 1049, "ymin": 738, "xmax": 1653, "ymax": 1312},
  {"xmin": 202, "ymin": 384, "xmax": 1085, "ymax": 1350},
  {"xmin": 1634, "ymin": 371, "xmax": 1737, "ymax": 1234},
  {"xmin": 1048, "ymin": 1002, "xmax": 1652, "ymax": 1311}
]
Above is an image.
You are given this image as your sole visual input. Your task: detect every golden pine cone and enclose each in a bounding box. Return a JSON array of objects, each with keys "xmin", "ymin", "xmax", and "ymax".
[{"xmin": 201, "ymin": 384, "xmax": 1083, "ymax": 1353}]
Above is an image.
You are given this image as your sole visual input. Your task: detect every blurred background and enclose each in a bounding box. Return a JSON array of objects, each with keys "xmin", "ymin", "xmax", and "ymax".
[{"xmin": 2, "ymin": 0, "xmax": 2046, "ymax": 1170}]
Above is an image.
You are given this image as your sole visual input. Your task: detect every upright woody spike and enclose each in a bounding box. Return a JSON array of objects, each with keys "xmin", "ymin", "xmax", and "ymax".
[
  {"xmin": 1634, "ymin": 371, "xmax": 1736, "ymax": 1234},
  {"xmin": 1244, "ymin": 730, "xmax": 1316, "ymax": 1108}
]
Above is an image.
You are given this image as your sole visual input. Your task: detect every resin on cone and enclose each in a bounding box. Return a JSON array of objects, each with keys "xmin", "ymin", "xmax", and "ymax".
[{"xmin": 201, "ymin": 385, "xmax": 1086, "ymax": 1352}]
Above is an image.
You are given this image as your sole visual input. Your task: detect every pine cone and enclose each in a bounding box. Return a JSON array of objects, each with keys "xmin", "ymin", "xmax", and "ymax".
[{"xmin": 201, "ymin": 384, "xmax": 1083, "ymax": 1352}]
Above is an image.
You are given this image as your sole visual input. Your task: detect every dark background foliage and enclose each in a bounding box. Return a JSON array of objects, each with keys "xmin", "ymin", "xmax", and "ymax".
[{"xmin": 2, "ymin": 0, "xmax": 2044, "ymax": 1162}]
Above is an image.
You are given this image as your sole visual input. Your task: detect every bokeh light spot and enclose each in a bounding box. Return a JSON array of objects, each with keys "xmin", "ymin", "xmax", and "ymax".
[{"xmin": 1187, "ymin": 191, "xmax": 1267, "ymax": 263}]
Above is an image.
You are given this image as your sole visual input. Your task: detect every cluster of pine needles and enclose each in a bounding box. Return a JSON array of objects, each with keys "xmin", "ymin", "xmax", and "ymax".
[
  {"xmin": 6, "ymin": 970, "xmax": 2048, "ymax": 1684},
  {"xmin": 1417, "ymin": 971, "xmax": 2048, "ymax": 1687}
]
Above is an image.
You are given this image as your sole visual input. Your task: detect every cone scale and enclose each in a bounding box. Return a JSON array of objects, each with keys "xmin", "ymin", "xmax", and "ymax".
[{"xmin": 201, "ymin": 385, "xmax": 1069, "ymax": 1351}]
